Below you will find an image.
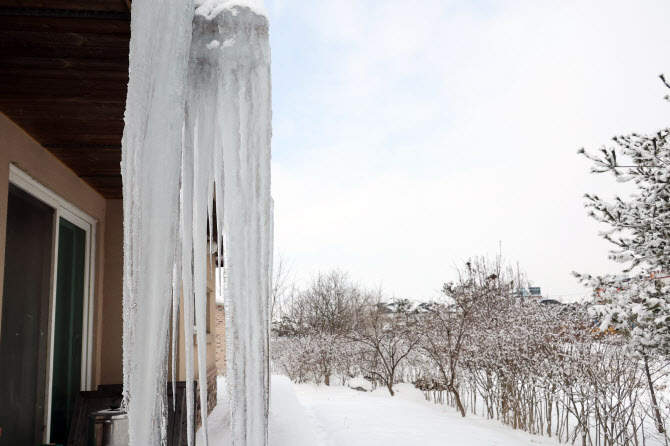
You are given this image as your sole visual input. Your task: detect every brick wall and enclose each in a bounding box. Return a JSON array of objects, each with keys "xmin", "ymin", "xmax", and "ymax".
[
  {"xmin": 195, "ymin": 367, "xmax": 218, "ymax": 430},
  {"xmin": 192, "ymin": 302, "xmax": 225, "ymax": 431},
  {"xmin": 215, "ymin": 303, "xmax": 226, "ymax": 375}
]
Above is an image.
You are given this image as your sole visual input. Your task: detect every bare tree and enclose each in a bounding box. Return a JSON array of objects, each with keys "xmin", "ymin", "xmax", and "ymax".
[
  {"xmin": 353, "ymin": 294, "xmax": 421, "ymax": 396},
  {"xmin": 293, "ymin": 270, "xmax": 366, "ymax": 336},
  {"xmin": 271, "ymin": 250, "xmax": 296, "ymax": 322}
]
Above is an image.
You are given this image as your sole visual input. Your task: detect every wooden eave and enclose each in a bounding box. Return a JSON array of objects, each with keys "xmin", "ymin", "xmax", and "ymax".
[{"xmin": 0, "ymin": 1, "xmax": 131, "ymax": 199}]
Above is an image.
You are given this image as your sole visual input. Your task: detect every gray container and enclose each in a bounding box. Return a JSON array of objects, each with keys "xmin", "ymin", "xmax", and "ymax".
[{"xmin": 88, "ymin": 408, "xmax": 129, "ymax": 446}]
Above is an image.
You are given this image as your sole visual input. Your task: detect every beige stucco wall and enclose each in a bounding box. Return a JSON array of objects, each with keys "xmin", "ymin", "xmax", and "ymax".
[
  {"xmin": 100, "ymin": 199, "xmax": 124, "ymax": 384},
  {"xmin": 0, "ymin": 113, "xmax": 108, "ymax": 388},
  {"xmin": 176, "ymin": 254, "xmax": 218, "ymax": 381}
]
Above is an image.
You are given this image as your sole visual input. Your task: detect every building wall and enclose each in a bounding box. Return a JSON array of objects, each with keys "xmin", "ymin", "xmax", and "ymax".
[
  {"xmin": 176, "ymin": 253, "xmax": 219, "ymax": 428},
  {"xmin": 195, "ymin": 367, "xmax": 218, "ymax": 430},
  {"xmin": 0, "ymin": 113, "xmax": 108, "ymax": 388},
  {"xmin": 176, "ymin": 252, "xmax": 218, "ymax": 381},
  {"xmin": 100, "ymin": 199, "xmax": 123, "ymax": 384},
  {"xmin": 215, "ymin": 303, "xmax": 226, "ymax": 375}
]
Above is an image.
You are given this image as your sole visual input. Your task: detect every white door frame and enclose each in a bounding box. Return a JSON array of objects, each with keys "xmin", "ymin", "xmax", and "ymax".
[{"xmin": 8, "ymin": 164, "xmax": 98, "ymax": 443}]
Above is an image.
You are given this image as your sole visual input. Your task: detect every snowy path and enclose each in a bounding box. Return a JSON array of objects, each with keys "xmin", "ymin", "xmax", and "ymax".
[
  {"xmin": 197, "ymin": 375, "xmax": 323, "ymax": 446},
  {"xmin": 198, "ymin": 376, "xmax": 558, "ymax": 446},
  {"xmin": 293, "ymin": 382, "xmax": 558, "ymax": 446}
]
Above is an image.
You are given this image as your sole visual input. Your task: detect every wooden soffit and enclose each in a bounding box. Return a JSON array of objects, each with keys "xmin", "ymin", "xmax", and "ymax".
[{"xmin": 0, "ymin": 0, "xmax": 132, "ymax": 199}]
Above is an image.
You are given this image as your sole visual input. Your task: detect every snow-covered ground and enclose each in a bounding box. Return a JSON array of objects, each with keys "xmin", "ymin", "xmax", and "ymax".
[{"xmin": 198, "ymin": 375, "xmax": 559, "ymax": 446}]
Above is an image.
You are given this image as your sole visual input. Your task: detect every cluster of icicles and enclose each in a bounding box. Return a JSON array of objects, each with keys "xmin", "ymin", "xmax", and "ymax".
[{"xmin": 121, "ymin": 1, "xmax": 272, "ymax": 445}]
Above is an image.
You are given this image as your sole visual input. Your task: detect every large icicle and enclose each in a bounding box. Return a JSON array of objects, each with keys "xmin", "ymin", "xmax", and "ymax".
[
  {"xmin": 188, "ymin": 5, "xmax": 273, "ymax": 445},
  {"xmin": 122, "ymin": 1, "xmax": 272, "ymax": 445},
  {"xmin": 121, "ymin": 0, "xmax": 194, "ymax": 444}
]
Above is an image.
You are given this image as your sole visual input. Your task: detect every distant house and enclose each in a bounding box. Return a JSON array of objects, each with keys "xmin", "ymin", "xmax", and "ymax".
[
  {"xmin": 512, "ymin": 287, "xmax": 542, "ymax": 300},
  {"xmin": 377, "ymin": 300, "xmax": 435, "ymax": 315},
  {"xmin": 0, "ymin": 3, "xmax": 218, "ymax": 444}
]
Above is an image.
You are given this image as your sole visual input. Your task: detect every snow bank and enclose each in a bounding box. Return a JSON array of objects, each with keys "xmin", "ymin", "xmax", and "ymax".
[
  {"xmin": 369, "ymin": 382, "xmax": 427, "ymax": 403},
  {"xmin": 347, "ymin": 375, "xmax": 373, "ymax": 392},
  {"xmin": 292, "ymin": 382, "xmax": 559, "ymax": 446},
  {"xmin": 201, "ymin": 376, "xmax": 564, "ymax": 446}
]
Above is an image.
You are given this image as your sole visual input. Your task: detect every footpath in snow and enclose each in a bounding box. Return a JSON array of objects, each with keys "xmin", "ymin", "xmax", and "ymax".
[{"xmin": 198, "ymin": 375, "xmax": 558, "ymax": 446}]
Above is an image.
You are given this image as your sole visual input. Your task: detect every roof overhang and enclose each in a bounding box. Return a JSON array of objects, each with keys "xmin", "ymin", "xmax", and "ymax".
[{"xmin": 0, "ymin": 1, "xmax": 132, "ymax": 198}]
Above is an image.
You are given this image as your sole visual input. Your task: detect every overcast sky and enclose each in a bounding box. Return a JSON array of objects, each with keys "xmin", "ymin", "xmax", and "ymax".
[{"xmin": 266, "ymin": 0, "xmax": 670, "ymax": 302}]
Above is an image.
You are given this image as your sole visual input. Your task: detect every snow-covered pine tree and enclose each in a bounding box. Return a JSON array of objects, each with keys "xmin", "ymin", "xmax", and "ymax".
[{"xmin": 578, "ymin": 75, "xmax": 670, "ymax": 433}]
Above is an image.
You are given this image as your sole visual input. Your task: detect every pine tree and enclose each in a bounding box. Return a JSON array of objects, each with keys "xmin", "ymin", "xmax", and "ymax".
[{"xmin": 578, "ymin": 75, "xmax": 670, "ymax": 433}]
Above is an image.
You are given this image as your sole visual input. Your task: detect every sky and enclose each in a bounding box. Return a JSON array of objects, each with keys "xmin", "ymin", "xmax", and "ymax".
[{"xmin": 265, "ymin": 0, "xmax": 670, "ymax": 302}]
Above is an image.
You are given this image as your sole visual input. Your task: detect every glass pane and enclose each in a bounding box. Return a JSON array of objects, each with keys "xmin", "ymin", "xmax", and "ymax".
[
  {"xmin": 0, "ymin": 184, "xmax": 54, "ymax": 445},
  {"xmin": 49, "ymin": 218, "xmax": 86, "ymax": 444}
]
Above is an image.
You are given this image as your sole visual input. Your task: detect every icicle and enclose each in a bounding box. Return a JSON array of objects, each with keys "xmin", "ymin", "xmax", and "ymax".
[
  {"xmin": 171, "ymin": 247, "xmax": 181, "ymax": 409},
  {"xmin": 121, "ymin": 0, "xmax": 194, "ymax": 445},
  {"xmin": 180, "ymin": 110, "xmax": 197, "ymax": 445},
  {"xmin": 123, "ymin": 2, "xmax": 271, "ymax": 445},
  {"xmin": 189, "ymin": 5, "xmax": 272, "ymax": 444}
]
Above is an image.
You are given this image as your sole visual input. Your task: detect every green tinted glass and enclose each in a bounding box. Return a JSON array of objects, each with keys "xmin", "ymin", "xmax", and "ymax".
[{"xmin": 50, "ymin": 218, "xmax": 86, "ymax": 444}]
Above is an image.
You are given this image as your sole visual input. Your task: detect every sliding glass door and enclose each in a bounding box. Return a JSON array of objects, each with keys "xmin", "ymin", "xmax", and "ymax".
[{"xmin": 0, "ymin": 167, "xmax": 96, "ymax": 445}]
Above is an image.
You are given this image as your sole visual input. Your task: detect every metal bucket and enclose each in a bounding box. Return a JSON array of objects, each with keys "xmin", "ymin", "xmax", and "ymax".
[{"xmin": 88, "ymin": 408, "xmax": 129, "ymax": 446}]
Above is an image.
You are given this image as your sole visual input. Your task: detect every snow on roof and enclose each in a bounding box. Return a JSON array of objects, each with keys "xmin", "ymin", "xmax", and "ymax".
[
  {"xmin": 377, "ymin": 300, "xmax": 435, "ymax": 314},
  {"xmin": 195, "ymin": 0, "xmax": 268, "ymax": 19}
]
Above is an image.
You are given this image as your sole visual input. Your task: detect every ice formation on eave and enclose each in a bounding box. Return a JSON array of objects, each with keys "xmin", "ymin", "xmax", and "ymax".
[
  {"xmin": 195, "ymin": 0, "xmax": 268, "ymax": 19},
  {"xmin": 122, "ymin": 2, "xmax": 272, "ymax": 446}
]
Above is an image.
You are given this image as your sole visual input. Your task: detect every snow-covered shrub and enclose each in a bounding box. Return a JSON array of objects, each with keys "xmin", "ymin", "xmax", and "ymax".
[
  {"xmin": 271, "ymin": 335, "xmax": 313, "ymax": 383},
  {"xmin": 411, "ymin": 253, "xmax": 668, "ymax": 445},
  {"xmin": 417, "ymin": 255, "xmax": 526, "ymax": 417},
  {"xmin": 271, "ymin": 271, "xmax": 369, "ymax": 385}
]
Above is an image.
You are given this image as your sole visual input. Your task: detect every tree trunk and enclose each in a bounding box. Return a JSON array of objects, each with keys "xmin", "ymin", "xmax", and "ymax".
[
  {"xmin": 547, "ymin": 393, "xmax": 552, "ymax": 437},
  {"xmin": 448, "ymin": 384, "xmax": 466, "ymax": 417},
  {"xmin": 644, "ymin": 356, "xmax": 665, "ymax": 434}
]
